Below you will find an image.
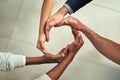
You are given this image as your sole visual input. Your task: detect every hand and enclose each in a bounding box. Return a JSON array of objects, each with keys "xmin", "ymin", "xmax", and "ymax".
[
  {"xmin": 57, "ymin": 16, "xmax": 85, "ymax": 31},
  {"xmin": 42, "ymin": 46, "xmax": 68, "ymax": 63},
  {"xmin": 67, "ymin": 28, "xmax": 84, "ymax": 61},
  {"xmin": 37, "ymin": 33, "xmax": 50, "ymax": 54},
  {"xmin": 45, "ymin": 6, "xmax": 68, "ymax": 42}
]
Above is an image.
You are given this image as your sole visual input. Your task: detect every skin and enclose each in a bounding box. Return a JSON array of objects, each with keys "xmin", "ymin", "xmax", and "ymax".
[
  {"xmin": 26, "ymin": 52, "xmax": 65, "ymax": 65},
  {"xmin": 57, "ymin": 16, "xmax": 120, "ymax": 65},
  {"xmin": 45, "ymin": 6, "xmax": 68, "ymax": 42},
  {"xmin": 47, "ymin": 28, "xmax": 84, "ymax": 80},
  {"xmin": 28, "ymin": 28, "xmax": 84, "ymax": 80},
  {"xmin": 37, "ymin": 0, "xmax": 68, "ymax": 54},
  {"xmin": 37, "ymin": 0, "xmax": 55, "ymax": 54}
]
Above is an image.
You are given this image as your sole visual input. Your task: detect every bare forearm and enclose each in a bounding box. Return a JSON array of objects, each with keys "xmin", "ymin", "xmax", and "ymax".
[
  {"xmin": 81, "ymin": 25, "xmax": 120, "ymax": 64},
  {"xmin": 26, "ymin": 56, "xmax": 45, "ymax": 65},
  {"xmin": 39, "ymin": 0, "xmax": 54, "ymax": 34},
  {"xmin": 47, "ymin": 57, "xmax": 72, "ymax": 80},
  {"xmin": 56, "ymin": 6, "xmax": 68, "ymax": 17}
]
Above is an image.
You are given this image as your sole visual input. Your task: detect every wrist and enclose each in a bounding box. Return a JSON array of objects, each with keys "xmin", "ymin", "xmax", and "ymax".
[
  {"xmin": 78, "ymin": 22, "xmax": 87, "ymax": 33},
  {"xmin": 57, "ymin": 6, "xmax": 68, "ymax": 17},
  {"xmin": 80, "ymin": 25, "xmax": 89, "ymax": 34},
  {"xmin": 39, "ymin": 27, "xmax": 45, "ymax": 34},
  {"xmin": 64, "ymin": 4, "xmax": 73, "ymax": 14},
  {"xmin": 65, "ymin": 54, "xmax": 75, "ymax": 63}
]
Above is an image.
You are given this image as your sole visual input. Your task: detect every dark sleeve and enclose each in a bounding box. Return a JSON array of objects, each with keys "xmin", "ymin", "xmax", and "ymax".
[{"xmin": 65, "ymin": 0, "xmax": 92, "ymax": 13}]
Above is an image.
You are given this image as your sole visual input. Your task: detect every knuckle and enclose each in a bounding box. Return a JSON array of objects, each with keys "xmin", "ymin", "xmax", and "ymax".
[
  {"xmin": 48, "ymin": 23, "xmax": 52, "ymax": 26},
  {"xmin": 68, "ymin": 16, "xmax": 73, "ymax": 19},
  {"xmin": 81, "ymin": 40, "xmax": 84, "ymax": 45},
  {"xmin": 73, "ymin": 42, "xmax": 78, "ymax": 47},
  {"xmin": 46, "ymin": 19, "xmax": 50, "ymax": 23},
  {"xmin": 45, "ymin": 27, "xmax": 50, "ymax": 31}
]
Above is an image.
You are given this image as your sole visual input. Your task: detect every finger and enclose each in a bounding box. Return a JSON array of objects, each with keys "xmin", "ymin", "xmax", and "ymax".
[
  {"xmin": 48, "ymin": 54, "xmax": 64, "ymax": 61},
  {"xmin": 45, "ymin": 24, "xmax": 50, "ymax": 42},
  {"xmin": 58, "ymin": 48, "xmax": 66, "ymax": 57},
  {"xmin": 56, "ymin": 18, "xmax": 69, "ymax": 27},
  {"xmin": 72, "ymin": 33, "xmax": 83, "ymax": 48},
  {"xmin": 65, "ymin": 44, "xmax": 70, "ymax": 56},
  {"xmin": 67, "ymin": 44, "xmax": 72, "ymax": 54},
  {"xmin": 71, "ymin": 28, "xmax": 79, "ymax": 40},
  {"xmin": 45, "ymin": 19, "xmax": 57, "ymax": 42},
  {"xmin": 38, "ymin": 41, "xmax": 52, "ymax": 54},
  {"xmin": 76, "ymin": 33, "xmax": 82, "ymax": 43},
  {"xmin": 56, "ymin": 20, "xmax": 65, "ymax": 27},
  {"xmin": 58, "ymin": 45, "xmax": 69, "ymax": 57},
  {"xmin": 36, "ymin": 41, "xmax": 40, "ymax": 49}
]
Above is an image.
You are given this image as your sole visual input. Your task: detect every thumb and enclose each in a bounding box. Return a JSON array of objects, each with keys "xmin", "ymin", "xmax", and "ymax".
[
  {"xmin": 44, "ymin": 26, "xmax": 50, "ymax": 42},
  {"xmin": 39, "ymin": 41, "xmax": 52, "ymax": 54},
  {"xmin": 72, "ymin": 28, "xmax": 79, "ymax": 40},
  {"xmin": 50, "ymin": 54, "xmax": 64, "ymax": 60},
  {"xmin": 56, "ymin": 19, "xmax": 67, "ymax": 27}
]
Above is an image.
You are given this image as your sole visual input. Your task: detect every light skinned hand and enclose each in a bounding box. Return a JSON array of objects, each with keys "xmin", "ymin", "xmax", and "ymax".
[
  {"xmin": 45, "ymin": 6, "xmax": 68, "ymax": 42},
  {"xmin": 37, "ymin": 33, "xmax": 52, "ymax": 54},
  {"xmin": 45, "ymin": 13, "xmax": 64, "ymax": 42}
]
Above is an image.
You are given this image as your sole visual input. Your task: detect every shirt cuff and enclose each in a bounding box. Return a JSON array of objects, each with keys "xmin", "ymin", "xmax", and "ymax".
[
  {"xmin": 34, "ymin": 74, "xmax": 51, "ymax": 80},
  {"xmin": 64, "ymin": 3, "xmax": 73, "ymax": 15},
  {"xmin": 8, "ymin": 53, "xmax": 26, "ymax": 70}
]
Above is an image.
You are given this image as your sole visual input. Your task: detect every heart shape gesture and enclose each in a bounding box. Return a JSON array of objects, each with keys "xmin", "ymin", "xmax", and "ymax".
[
  {"xmin": 45, "ymin": 27, "xmax": 81, "ymax": 55},
  {"xmin": 43, "ymin": 16, "xmax": 83, "ymax": 55}
]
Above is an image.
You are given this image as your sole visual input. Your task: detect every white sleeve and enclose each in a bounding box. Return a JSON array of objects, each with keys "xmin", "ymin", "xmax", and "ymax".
[
  {"xmin": 34, "ymin": 74, "xmax": 51, "ymax": 80},
  {"xmin": 0, "ymin": 52, "xmax": 25, "ymax": 71}
]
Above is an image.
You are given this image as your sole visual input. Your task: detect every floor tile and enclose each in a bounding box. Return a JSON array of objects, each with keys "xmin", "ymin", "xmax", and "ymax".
[
  {"xmin": 0, "ymin": 0, "xmax": 23, "ymax": 38},
  {"xmin": 6, "ymin": 39, "xmax": 42, "ymax": 56},
  {"xmin": 91, "ymin": 0, "xmax": 120, "ymax": 11},
  {"xmin": 60, "ymin": 60, "xmax": 120, "ymax": 80},
  {"xmin": 0, "ymin": 37, "xmax": 9, "ymax": 52},
  {"xmin": 10, "ymin": 0, "xmax": 42, "ymax": 45}
]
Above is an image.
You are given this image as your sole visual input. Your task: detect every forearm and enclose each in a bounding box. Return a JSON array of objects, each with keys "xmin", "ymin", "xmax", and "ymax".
[
  {"xmin": 56, "ymin": 6, "xmax": 68, "ymax": 17},
  {"xmin": 39, "ymin": 0, "xmax": 54, "ymax": 34},
  {"xmin": 81, "ymin": 25, "xmax": 120, "ymax": 64},
  {"xmin": 47, "ymin": 57, "xmax": 72, "ymax": 80},
  {"xmin": 26, "ymin": 56, "xmax": 45, "ymax": 65}
]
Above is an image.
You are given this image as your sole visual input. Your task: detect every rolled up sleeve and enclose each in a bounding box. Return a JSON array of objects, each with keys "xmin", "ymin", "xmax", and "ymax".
[{"xmin": 0, "ymin": 52, "xmax": 25, "ymax": 71}]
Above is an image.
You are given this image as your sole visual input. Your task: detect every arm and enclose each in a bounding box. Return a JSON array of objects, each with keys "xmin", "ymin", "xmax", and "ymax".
[
  {"xmin": 0, "ymin": 52, "xmax": 64, "ymax": 71},
  {"xmin": 45, "ymin": 0, "xmax": 92, "ymax": 41},
  {"xmin": 35, "ymin": 29, "xmax": 84, "ymax": 80},
  {"xmin": 45, "ymin": 6, "xmax": 68, "ymax": 41},
  {"xmin": 81, "ymin": 25, "xmax": 120, "ymax": 64},
  {"xmin": 37, "ymin": 0, "xmax": 55, "ymax": 54},
  {"xmin": 26, "ymin": 53, "xmax": 64, "ymax": 65},
  {"xmin": 47, "ymin": 29, "xmax": 84, "ymax": 80},
  {"xmin": 58, "ymin": 16, "xmax": 120, "ymax": 65}
]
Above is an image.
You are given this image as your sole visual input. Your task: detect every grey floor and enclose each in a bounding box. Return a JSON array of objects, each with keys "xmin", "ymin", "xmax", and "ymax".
[{"xmin": 0, "ymin": 0, "xmax": 120, "ymax": 80}]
